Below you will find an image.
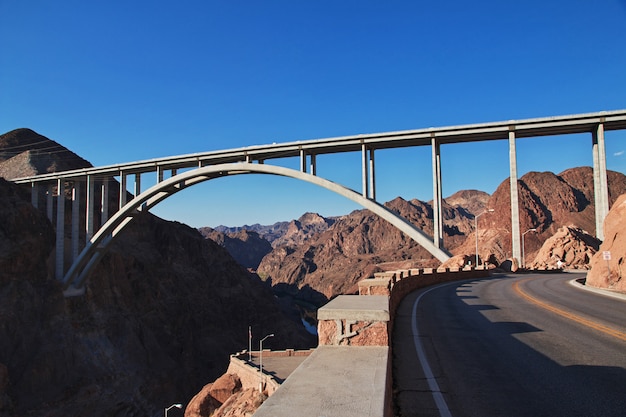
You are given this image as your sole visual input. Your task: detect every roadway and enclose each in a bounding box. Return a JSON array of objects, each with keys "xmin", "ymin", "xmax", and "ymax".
[{"xmin": 393, "ymin": 273, "xmax": 626, "ymax": 417}]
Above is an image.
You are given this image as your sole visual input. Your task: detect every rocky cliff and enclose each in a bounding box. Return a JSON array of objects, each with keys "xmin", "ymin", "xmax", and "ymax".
[
  {"xmin": 256, "ymin": 196, "xmax": 479, "ymax": 301},
  {"xmin": 453, "ymin": 168, "xmax": 626, "ymax": 266},
  {"xmin": 0, "ymin": 128, "xmax": 92, "ymax": 178},
  {"xmin": 586, "ymin": 193, "xmax": 626, "ymax": 292}
]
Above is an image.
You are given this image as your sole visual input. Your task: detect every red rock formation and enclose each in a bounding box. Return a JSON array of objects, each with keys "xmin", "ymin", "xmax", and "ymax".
[
  {"xmin": 212, "ymin": 388, "xmax": 267, "ymax": 417},
  {"xmin": 529, "ymin": 226, "xmax": 600, "ymax": 270},
  {"xmin": 586, "ymin": 193, "xmax": 626, "ymax": 292}
]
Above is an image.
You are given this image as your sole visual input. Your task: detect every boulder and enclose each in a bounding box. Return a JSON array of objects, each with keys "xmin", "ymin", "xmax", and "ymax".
[
  {"xmin": 184, "ymin": 383, "xmax": 221, "ymax": 417},
  {"xmin": 529, "ymin": 226, "xmax": 600, "ymax": 270},
  {"xmin": 212, "ymin": 387, "xmax": 267, "ymax": 417},
  {"xmin": 209, "ymin": 373, "xmax": 242, "ymax": 404}
]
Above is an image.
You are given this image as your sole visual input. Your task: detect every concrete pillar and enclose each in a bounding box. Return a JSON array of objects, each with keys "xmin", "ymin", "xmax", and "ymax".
[
  {"xmin": 361, "ymin": 144, "xmax": 369, "ymax": 198},
  {"xmin": 71, "ymin": 182, "xmax": 80, "ymax": 261},
  {"xmin": 86, "ymin": 175, "xmax": 95, "ymax": 241},
  {"xmin": 509, "ymin": 130, "xmax": 521, "ymax": 264},
  {"xmin": 134, "ymin": 173, "xmax": 141, "ymax": 198},
  {"xmin": 171, "ymin": 168, "xmax": 178, "ymax": 177},
  {"xmin": 101, "ymin": 182, "xmax": 109, "ymax": 225},
  {"xmin": 157, "ymin": 165, "xmax": 164, "ymax": 183},
  {"xmin": 592, "ymin": 123, "xmax": 609, "ymax": 240},
  {"xmin": 119, "ymin": 172, "xmax": 127, "ymax": 209},
  {"xmin": 47, "ymin": 184, "xmax": 54, "ymax": 221},
  {"xmin": 369, "ymin": 148, "xmax": 376, "ymax": 200},
  {"xmin": 300, "ymin": 149, "xmax": 306, "ymax": 173},
  {"xmin": 55, "ymin": 178, "xmax": 65, "ymax": 281},
  {"xmin": 31, "ymin": 183, "xmax": 39, "ymax": 208},
  {"xmin": 431, "ymin": 137, "xmax": 443, "ymax": 248},
  {"xmin": 310, "ymin": 154, "xmax": 317, "ymax": 176}
]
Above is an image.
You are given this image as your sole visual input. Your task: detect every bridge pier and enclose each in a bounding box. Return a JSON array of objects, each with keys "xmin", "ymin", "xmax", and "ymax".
[
  {"xmin": 431, "ymin": 137, "xmax": 443, "ymax": 248},
  {"xmin": 592, "ymin": 123, "xmax": 609, "ymax": 240},
  {"xmin": 509, "ymin": 130, "xmax": 522, "ymax": 265},
  {"xmin": 55, "ymin": 179, "xmax": 65, "ymax": 281}
]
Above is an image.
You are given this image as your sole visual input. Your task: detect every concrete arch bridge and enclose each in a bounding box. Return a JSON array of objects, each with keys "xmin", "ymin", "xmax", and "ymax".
[{"xmin": 10, "ymin": 110, "xmax": 626, "ymax": 292}]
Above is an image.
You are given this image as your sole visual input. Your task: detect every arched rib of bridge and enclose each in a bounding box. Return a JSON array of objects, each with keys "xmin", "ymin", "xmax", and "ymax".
[{"xmin": 63, "ymin": 163, "xmax": 451, "ymax": 289}]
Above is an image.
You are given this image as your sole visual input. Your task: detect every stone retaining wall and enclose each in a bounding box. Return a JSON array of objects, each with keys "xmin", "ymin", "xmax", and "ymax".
[{"xmin": 227, "ymin": 349, "xmax": 314, "ymax": 396}]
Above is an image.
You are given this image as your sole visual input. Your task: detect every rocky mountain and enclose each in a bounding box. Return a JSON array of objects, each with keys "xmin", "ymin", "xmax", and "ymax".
[
  {"xmin": 198, "ymin": 228, "xmax": 273, "ymax": 270},
  {"xmin": 214, "ymin": 212, "xmax": 337, "ymax": 249},
  {"xmin": 256, "ymin": 167, "xmax": 626, "ymax": 302},
  {"xmin": 0, "ymin": 128, "xmax": 92, "ymax": 178},
  {"xmin": 257, "ymin": 196, "xmax": 477, "ymax": 302},
  {"xmin": 0, "ymin": 131, "xmax": 315, "ymax": 417},
  {"xmin": 461, "ymin": 167, "xmax": 626, "ymax": 265},
  {"xmin": 203, "ymin": 213, "xmax": 338, "ymax": 271},
  {"xmin": 442, "ymin": 189, "xmax": 490, "ymax": 216}
]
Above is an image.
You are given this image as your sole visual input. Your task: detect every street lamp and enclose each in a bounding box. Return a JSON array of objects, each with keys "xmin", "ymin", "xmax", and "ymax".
[
  {"xmin": 165, "ymin": 403, "xmax": 182, "ymax": 417},
  {"xmin": 475, "ymin": 209, "xmax": 494, "ymax": 267},
  {"xmin": 522, "ymin": 228, "xmax": 537, "ymax": 269},
  {"xmin": 259, "ymin": 333, "xmax": 274, "ymax": 392}
]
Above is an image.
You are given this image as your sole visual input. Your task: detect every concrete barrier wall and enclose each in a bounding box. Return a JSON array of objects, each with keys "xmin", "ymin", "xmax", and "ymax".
[{"xmin": 227, "ymin": 349, "xmax": 314, "ymax": 396}]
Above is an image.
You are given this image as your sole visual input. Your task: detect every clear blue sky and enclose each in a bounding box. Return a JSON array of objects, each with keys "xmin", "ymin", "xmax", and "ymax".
[{"xmin": 2, "ymin": 1, "xmax": 625, "ymax": 227}]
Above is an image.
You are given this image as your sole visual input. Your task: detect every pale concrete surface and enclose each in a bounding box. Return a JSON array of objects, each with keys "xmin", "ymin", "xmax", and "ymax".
[
  {"xmin": 253, "ymin": 345, "xmax": 389, "ymax": 417},
  {"xmin": 248, "ymin": 355, "xmax": 309, "ymax": 383},
  {"xmin": 317, "ymin": 295, "xmax": 389, "ymax": 321}
]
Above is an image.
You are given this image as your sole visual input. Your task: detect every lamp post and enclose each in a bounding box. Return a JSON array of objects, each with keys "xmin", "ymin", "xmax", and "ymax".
[
  {"xmin": 522, "ymin": 228, "xmax": 537, "ymax": 269},
  {"xmin": 475, "ymin": 209, "xmax": 494, "ymax": 267},
  {"xmin": 259, "ymin": 333, "xmax": 274, "ymax": 392},
  {"xmin": 165, "ymin": 403, "xmax": 182, "ymax": 417}
]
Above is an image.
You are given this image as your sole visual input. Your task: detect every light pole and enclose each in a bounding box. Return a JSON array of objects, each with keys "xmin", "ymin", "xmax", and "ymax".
[
  {"xmin": 475, "ymin": 209, "xmax": 494, "ymax": 267},
  {"xmin": 165, "ymin": 403, "xmax": 182, "ymax": 417},
  {"xmin": 259, "ymin": 333, "xmax": 274, "ymax": 392},
  {"xmin": 522, "ymin": 228, "xmax": 537, "ymax": 269}
]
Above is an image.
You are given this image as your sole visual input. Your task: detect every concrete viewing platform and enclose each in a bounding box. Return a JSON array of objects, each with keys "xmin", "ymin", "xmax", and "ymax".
[
  {"xmin": 317, "ymin": 295, "xmax": 390, "ymax": 321},
  {"xmin": 253, "ymin": 345, "xmax": 391, "ymax": 417}
]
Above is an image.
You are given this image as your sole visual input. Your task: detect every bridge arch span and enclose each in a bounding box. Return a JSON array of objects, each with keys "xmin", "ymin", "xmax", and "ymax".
[{"xmin": 63, "ymin": 162, "xmax": 450, "ymax": 289}]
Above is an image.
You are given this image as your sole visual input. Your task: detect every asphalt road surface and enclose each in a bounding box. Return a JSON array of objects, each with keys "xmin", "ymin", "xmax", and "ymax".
[{"xmin": 393, "ymin": 273, "xmax": 626, "ymax": 417}]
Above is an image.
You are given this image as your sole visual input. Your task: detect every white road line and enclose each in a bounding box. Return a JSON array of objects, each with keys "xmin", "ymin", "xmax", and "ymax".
[{"xmin": 411, "ymin": 283, "xmax": 454, "ymax": 417}]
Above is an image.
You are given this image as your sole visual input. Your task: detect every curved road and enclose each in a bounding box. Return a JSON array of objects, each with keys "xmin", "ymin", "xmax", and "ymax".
[{"xmin": 393, "ymin": 273, "xmax": 626, "ymax": 417}]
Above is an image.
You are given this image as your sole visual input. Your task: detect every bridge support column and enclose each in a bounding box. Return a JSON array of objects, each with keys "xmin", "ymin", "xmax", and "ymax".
[
  {"xmin": 509, "ymin": 130, "xmax": 521, "ymax": 265},
  {"xmin": 134, "ymin": 173, "xmax": 141, "ymax": 198},
  {"xmin": 310, "ymin": 154, "xmax": 317, "ymax": 176},
  {"xmin": 31, "ymin": 183, "xmax": 39, "ymax": 208},
  {"xmin": 86, "ymin": 175, "xmax": 95, "ymax": 241},
  {"xmin": 47, "ymin": 184, "xmax": 54, "ymax": 221},
  {"xmin": 592, "ymin": 123, "xmax": 609, "ymax": 240},
  {"xmin": 431, "ymin": 137, "xmax": 443, "ymax": 248},
  {"xmin": 101, "ymin": 182, "xmax": 109, "ymax": 224},
  {"xmin": 55, "ymin": 178, "xmax": 65, "ymax": 281},
  {"xmin": 369, "ymin": 149, "xmax": 376, "ymax": 200},
  {"xmin": 72, "ymin": 182, "xmax": 80, "ymax": 261},
  {"xmin": 361, "ymin": 144, "xmax": 375, "ymax": 199},
  {"xmin": 300, "ymin": 149, "xmax": 306, "ymax": 172},
  {"xmin": 119, "ymin": 172, "xmax": 127, "ymax": 209}
]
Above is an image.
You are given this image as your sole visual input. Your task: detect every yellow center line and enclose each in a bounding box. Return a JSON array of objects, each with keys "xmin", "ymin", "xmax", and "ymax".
[{"xmin": 513, "ymin": 280, "xmax": 626, "ymax": 342}]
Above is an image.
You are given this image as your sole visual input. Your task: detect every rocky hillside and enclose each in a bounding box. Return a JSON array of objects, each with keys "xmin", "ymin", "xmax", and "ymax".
[
  {"xmin": 453, "ymin": 168, "xmax": 626, "ymax": 265},
  {"xmin": 257, "ymin": 195, "xmax": 481, "ymax": 301},
  {"xmin": 198, "ymin": 228, "xmax": 273, "ymax": 270},
  {"xmin": 256, "ymin": 168, "xmax": 626, "ymax": 302},
  {"xmin": 587, "ymin": 193, "xmax": 626, "ymax": 292},
  {"xmin": 204, "ymin": 213, "xmax": 337, "ymax": 270},
  {"xmin": 529, "ymin": 226, "xmax": 601, "ymax": 270},
  {"xmin": 0, "ymin": 128, "xmax": 92, "ymax": 178},
  {"xmin": 0, "ymin": 131, "xmax": 315, "ymax": 417}
]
